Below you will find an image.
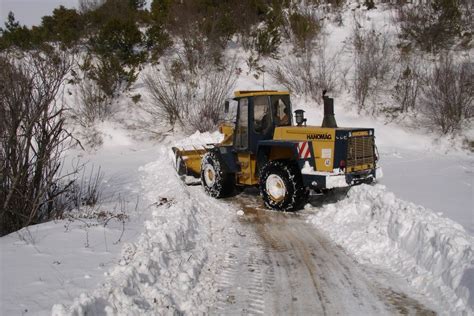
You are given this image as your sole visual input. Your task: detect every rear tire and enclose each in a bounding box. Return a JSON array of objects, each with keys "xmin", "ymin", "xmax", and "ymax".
[
  {"xmin": 259, "ymin": 160, "xmax": 307, "ymax": 211},
  {"xmin": 201, "ymin": 150, "xmax": 235, "ymax": 198}
]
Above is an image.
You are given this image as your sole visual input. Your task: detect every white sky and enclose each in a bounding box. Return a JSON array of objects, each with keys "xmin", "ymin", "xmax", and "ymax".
[{"xmin": 0, "ymin": 0, "xmax": 78, "ymax": 27}]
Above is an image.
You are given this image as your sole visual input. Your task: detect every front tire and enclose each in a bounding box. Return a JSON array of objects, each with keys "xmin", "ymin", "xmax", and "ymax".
[
  {"xmin": 259, "ymin": 160, "xmax": 307, "ymax": 211},
  {"xmin": 201, "ymin": 150, "xmax": 235, "ymax": 198}
]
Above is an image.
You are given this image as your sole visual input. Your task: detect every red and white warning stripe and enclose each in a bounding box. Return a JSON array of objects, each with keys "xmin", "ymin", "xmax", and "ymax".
[{"xmin": 297, "ymin": 142, "xmax": 311, "ymax": 159}]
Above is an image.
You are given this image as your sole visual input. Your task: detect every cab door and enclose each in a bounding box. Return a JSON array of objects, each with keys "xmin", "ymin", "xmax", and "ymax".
[
  {"xmin": 233, "ymin": 97, "xmax": 256, "ymax": 184},
  {"xmin": 234, "ymin": 97, "xmax": 249, "ymax": 151},
  {"xmin": 249, "ymin": 95, "xmax": 274, "ymax": 154}
]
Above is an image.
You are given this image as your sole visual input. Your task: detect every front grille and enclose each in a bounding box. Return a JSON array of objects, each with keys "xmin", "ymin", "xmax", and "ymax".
[{"xmin": 347, "ymin": 136, "xmax": 375, "ymax": 168}]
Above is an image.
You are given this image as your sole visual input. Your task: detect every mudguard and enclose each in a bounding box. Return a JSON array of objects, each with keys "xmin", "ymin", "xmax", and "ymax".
[{"xmin": 256, "ymin": 140, "xmax": 301, "ymax": 171}]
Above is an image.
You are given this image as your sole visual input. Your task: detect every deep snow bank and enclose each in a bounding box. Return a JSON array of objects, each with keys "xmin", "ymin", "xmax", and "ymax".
[
  {"xmin": 308, "ymin": 184, "xmax": 473, "ymax": 314},
  {"xmin": 52, "ymin": 146, "xmax": 215, "ymax": 315}
]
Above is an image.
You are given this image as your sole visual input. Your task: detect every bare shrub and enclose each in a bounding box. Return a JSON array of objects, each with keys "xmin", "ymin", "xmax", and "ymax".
[
  {"xmin": 69, "ymin": 165, "xmax": 104, "ymax": 211},
  {"xmin": 421, "ymin": 54, "xmax": 473, "ymax": 134},
  {"xmin": 46, "ymin": 164, "xmax": 104, "ymax": 221},
  {"xmin": 0, "ymin": 51, "xmax": 75, "ymax": 235},
  {"xmin": 142, "ymin": 64, "xmax": 195, "ymax": 129},
  {"xmin": 188, "ymin": 65, "xmax": 238, "ymax": 132},
  {"xmin": 253, "ymin": 24, "xmax": 281, "ymax": 58},
  {"xmin": 86, "ymin": 55, "xmax": 139, "ymax": 98},
  {"xmin": 142, "ymin": 58, "xmax": 237, "ymax": 133},
  {"xmin": 72, "ymin": 78, "xmax": 110, "ymax": 128},
  {"xmin": 246, "ymin": 54, "xmax": 266, "ymax": 80},
  {"xmin": 270, "ymin": 42, "xmax": 340, "ymax": 101},
  {"xmin": 352, "ymin": 25, "xmax": 390, "ymax": 110},
  {"xmin": 177, "ymin": 29, "xmax": 210, "ymax": 73},
  {"xmin": 390, "ymin": 51, "xmax": 422, "ymax": 114}
]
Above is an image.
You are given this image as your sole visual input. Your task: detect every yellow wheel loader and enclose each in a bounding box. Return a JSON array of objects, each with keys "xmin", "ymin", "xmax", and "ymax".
[{"xmin": 172, "ymin": 90, "xmax": 382, "ymax": 211}]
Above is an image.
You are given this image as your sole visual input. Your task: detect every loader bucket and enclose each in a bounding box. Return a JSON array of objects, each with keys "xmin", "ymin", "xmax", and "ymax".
[{"xmin": 172, "ymin": 145, "xmax": 212, "ymax": 179}]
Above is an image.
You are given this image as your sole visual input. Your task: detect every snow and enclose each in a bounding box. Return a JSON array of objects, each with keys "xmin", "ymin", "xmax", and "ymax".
[
  {"xmin": 301, "ymin": 161, "xmax": 342, "ymax": 176},
  {"xmin": 301, "ymin": 161, "xmax": 383, "ymax": 189},
  {"xmin": 95, "ymin": 121, "xmax": 134, "ymax": 148},
  {"xmin": 0, "ymin": 136, "xmax": 161, "ymax": 315},
  {"xmin": 50, "ymin": 144, "xmax": 237, "ymax": 315},
  {"xmin": 1, "ymin": 2, "xmax": 473, "ymax": 315},
  {"xmin": 52, "ymin": 147, "xmax": 210, "ymax": 314},
  {"xmin": 325, "ymin": 173, "xmax": 350, "ymax": 189},
  {"xmin": 307, "ymin": 184, "xmax": 474, "ymax": 314},
  {"xmin": 379, "ymin": 150, "xmax": 473, "ymax": 235}
]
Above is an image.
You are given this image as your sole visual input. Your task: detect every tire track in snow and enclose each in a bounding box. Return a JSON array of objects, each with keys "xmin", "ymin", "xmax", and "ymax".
[
  {"xmin": 224, "ymin": 191, "xmax": 436, "ymax": 315},
  {"xmin": 185, "ymin": 185, "xmax": 271, "ymax": 315},
  {"xmin": 212, "ymin": 232, "xmax": 268, "ymax": 315}
]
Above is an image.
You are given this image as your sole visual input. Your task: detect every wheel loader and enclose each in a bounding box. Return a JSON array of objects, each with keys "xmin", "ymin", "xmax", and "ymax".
[{"xmin": 172, "ymin": 90, "xmax": 382, "ymax": 211}]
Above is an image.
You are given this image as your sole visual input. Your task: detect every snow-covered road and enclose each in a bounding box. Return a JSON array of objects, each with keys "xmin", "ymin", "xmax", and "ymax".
[{"xmin": 211, "ymin": 192, "xmax": 435, "ymax": 315}]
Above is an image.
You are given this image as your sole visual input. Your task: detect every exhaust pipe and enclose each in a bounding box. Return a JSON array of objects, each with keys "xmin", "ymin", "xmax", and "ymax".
[{"xmin": 321, "ymin": 90, "xmax": 337, "ymax": 128}]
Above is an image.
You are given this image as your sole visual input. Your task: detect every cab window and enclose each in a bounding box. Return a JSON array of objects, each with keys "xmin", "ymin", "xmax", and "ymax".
[
  {"xmin": 224, "ymin": 99, "xmax": 238, "ymax": 123},
  {"xmin": 271, "ymin": 96, "xmax": 291, "ymax": 126},
  {"xmin": 235, "ymin": 98, "xmax": 248, "ymax": 150},
  {"xmin": 253, "ymin": 96, "xmax": 271, "ymax": 134}
]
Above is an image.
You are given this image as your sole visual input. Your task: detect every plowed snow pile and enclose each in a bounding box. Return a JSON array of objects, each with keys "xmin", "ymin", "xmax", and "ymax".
[
  {"xmin": 52, "ymin": 134, "xmax": 232, "ymax": 315},
  {"xmin": 308, "ymin": 184, "xmax": 474, "ymax": 314}
]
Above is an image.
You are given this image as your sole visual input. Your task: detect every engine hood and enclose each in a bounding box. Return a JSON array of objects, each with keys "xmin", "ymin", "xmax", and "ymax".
[
  {"xmin": 273, "ymin": 126, "xmax": 373, "ymax": 142},
  {"xmin": 273, "ymin": 126, "xmax": 336, "ymax": 142}
]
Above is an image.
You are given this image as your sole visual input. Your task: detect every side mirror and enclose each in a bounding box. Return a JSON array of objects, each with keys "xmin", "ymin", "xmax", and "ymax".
[
  {"xmin": 294, "ymin": 109, "xmax": 307, "ymax": 126},
  {"xmin": 224, "ymin": 100, "xmax": 229, "ymax": 113}
]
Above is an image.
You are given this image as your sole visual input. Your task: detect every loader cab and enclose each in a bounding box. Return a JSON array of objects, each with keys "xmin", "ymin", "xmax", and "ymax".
[{"xmin": 233, "ymin": 91, "xmax": 292, "ymax": 154}]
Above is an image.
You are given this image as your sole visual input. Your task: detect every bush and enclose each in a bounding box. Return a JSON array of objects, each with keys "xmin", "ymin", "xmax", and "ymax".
[
  {"xmin": 142, "ymin": 59, "xmax": 237, "ymax": 133},
  {"xmin": 270, "ymin": 42, "xmax": 340, "ymax": 101},
  {"xmin": 421, "ymin": 54, "xmax": 473, "ymax": 134},
  {"xmin": 81, "ymin": 54, "xmax": 138, "ymax": 98},
  {"xmin": 39, "ymin": 6, "xmax": 84, "ymax": 48},
  {"xmin": 1, "ymin": 8, "xmax": 84, "ymax": 51},
  {"xmin": 90, "ymin": 18, "xmax": 145, "ymax": 66},
  {"xmin": 142, "ymin": 64, "xmax": 191, "ymax": 128},
  {"xmin": 72, "ymin": 78, "xmax": 111, "ymax": 128},
  {"xmin": 85, "ymin": 0, "xmax": 142, "ymax": 28},
  {"xmin": 397, "ymin": 0, "xmax": 463, "ymax": 52},
  {"xmin": 253, "ymin": 5, "xmax": 283, "ymax": 58},
  {"xmin": 391, "ymin": 51, "xmax": 421, "ymax": 114},
  {"xmin": 288, "ymin": 7, "xmax": 322, "ymax": 51},
  {"xmin": 254, "ymin": 23, "xmax": 281, "ymax": 57},
  {"xmin": 0, "ymin": 12, "xmax": 43, "ymax": 50},
  {"xmin": 45, "ymin": 165, "xmax": 105, "ymax": 221},
  {"xmin": 0, "ymin": 51, "xmax": 74, "ymax": 235},
  {"xmin": 145, "ymin": 24, "xmax": 172, "ymax": 61},
  {"xmin": 85, "ymin": 17, "xmax": 145, "ymax": 97},
  {"xmin": 364, "ymin": 0, "xmax": 375, "ymax": 10},
  {"xmin": 352, "ymin": 25, "xmax": 390, "ymax": 110}
]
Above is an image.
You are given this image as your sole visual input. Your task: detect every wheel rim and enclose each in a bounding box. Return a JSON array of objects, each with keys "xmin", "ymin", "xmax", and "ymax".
[
  {"xmin": 203, "ymin": 164, "xmax": 216, "ymax": 187},
  {"xmin": 266, "ymin": 174, "xmax": 287, "ymax": 202}
]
